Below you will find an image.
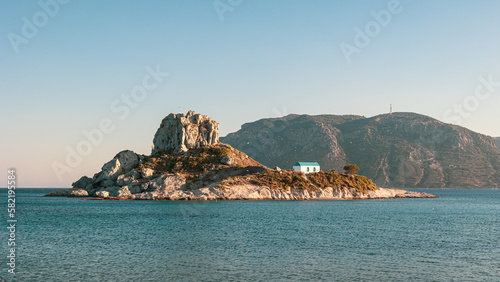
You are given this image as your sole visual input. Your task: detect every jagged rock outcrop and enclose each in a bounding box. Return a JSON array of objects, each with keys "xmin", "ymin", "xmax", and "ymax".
[
  {"xmin": 45, "ymin": 188, "xmax": 88, "ymax": 197},
  {"xmin": 116, "ymin": 170, "xmax": 140, "ymax": 186},
  {"xmin": 94, "ymin": 150, "xmax": 140, "ymax": 183},
  {"xmin": 71, "ymin": 176, "xmax": 92, "ymax": 189},
  {"xmin": 152, "ymin": 110, "xmax": 219, "ymax": 154},
  {"xmin": 221, "ymin": 112, "xmax": 500, "ymax": 188}
]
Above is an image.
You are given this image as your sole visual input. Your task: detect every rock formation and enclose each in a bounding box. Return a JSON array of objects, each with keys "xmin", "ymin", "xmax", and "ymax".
[
  {"xmin": 45, "ymin": 111, "xmax": 438, "ymax": 200},
  {"xmin": 152, "ymin": 110, "xmax": 219, "ymax": 154},
  {"xmin": 221, "ymin": 112, "xmax": 500, "ymax": 188}
]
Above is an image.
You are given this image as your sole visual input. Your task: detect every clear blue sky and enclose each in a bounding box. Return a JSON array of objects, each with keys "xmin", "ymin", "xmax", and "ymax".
[{"xmin": 2, "ymin": 0, "xmax": 500, "ymax": 187}]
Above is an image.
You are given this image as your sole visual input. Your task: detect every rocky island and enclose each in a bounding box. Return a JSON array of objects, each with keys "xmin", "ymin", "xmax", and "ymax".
[{"xmin": 46, "ymin": 111, "xmax": 437, "ymax": 200}]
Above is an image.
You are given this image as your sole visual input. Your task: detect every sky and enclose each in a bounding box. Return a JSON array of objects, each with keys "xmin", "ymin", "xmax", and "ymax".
[{"xmin": 1, "ymin": 0, "xmax": 500, "ymax": 188}]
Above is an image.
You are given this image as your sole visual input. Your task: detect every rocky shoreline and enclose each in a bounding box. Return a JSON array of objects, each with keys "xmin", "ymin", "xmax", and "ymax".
[
  {"xmin": 45, "ymin": 111, "xmax": 438, "ymax": 201},
  {"xmin": 47, "ymin": 185, "xmax": 438, "ymax": 201},
  {"xmin": 46, "ymin": 173, "xmax": 438, "ymax": 201}
]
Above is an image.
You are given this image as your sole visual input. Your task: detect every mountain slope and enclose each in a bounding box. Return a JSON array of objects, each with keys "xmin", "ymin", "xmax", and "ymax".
[{"xmin": 221, "ymin": 112, "xmax": 500, "ymax": 188}]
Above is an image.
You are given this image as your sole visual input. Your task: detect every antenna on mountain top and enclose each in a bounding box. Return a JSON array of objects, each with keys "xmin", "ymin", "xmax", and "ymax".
[{"xmin": 390, "ymin": 104, "xmax": 393, "ymax": 115}]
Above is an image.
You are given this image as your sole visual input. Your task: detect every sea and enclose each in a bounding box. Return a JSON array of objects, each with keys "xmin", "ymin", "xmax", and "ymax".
[{"xmin": 0, "ymin": 188, "xmax": 498, "ymax": 281}]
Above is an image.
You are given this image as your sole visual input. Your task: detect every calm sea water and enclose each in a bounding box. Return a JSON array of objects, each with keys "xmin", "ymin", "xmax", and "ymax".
[{"xmin": 0, "ymin": 188, "xmax": 498, "ymax": 281}]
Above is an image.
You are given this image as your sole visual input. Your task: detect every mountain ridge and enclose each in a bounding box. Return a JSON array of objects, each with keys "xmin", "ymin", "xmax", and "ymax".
[{"xmin": 221, "ymin": 112, "xmax": 500, "ymax": 188}]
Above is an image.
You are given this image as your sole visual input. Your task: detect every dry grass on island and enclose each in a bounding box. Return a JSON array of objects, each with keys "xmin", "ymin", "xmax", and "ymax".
[
  {"xmin": 220, "ymin": 170, "xmax": 379, "ymax": 194},
  {"xmin": 141, "ymin": 144, "xmax": 379, "ymax": 195}
]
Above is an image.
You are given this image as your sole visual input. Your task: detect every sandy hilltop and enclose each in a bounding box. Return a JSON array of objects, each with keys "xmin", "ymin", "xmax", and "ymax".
[{"xmin": 46, "ymin": 111, "xmax": 437, "ymax": 200}]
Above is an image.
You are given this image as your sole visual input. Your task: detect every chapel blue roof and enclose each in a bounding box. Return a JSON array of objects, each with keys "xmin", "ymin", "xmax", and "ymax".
[{"xmin": 294, "ymin": 162, "xmax": 320, "ymax": 167}]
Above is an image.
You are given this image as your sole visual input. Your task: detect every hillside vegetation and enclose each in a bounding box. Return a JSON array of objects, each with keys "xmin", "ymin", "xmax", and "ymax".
[
  {"xmin": 138, "ymin": 144, "xmax": 263, "ymax": 178},
  {"xmin": 220, "ymin": 170, "xmax": 378, "ymax": 194}
]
